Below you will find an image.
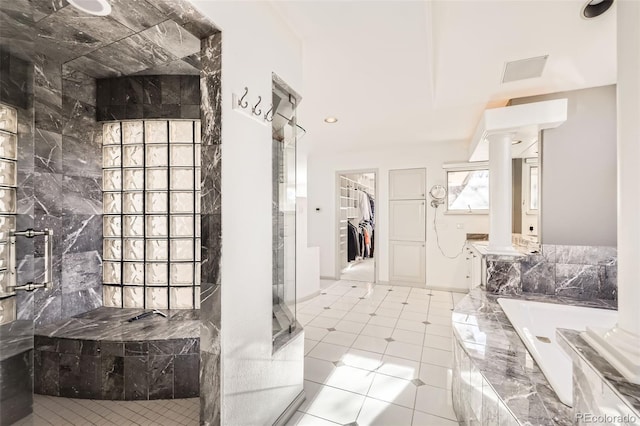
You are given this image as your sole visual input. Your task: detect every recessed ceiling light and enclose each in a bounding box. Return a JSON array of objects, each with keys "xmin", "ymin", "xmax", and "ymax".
[
  {"xmin": 67, "ymin": 0, "xmax": 112, "ymax": 16},
  {"xmin": 582, "ymin": 0, "xmax": 614, "ymax": 19},
  {"xmin": 324, "ymin": 117, "xmax": 338, "ymax": 124}
]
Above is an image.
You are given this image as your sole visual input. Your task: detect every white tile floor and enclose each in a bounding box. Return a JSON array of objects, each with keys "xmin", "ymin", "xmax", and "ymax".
[
  {"xmin": 340, "ymin": 258, "xmax": 375, "ymax": 283},
  {"xmin": 15, "ymin": 279, "xmax": 463, "ymax": 426},
  {"xmin": 289, "ymin": 280, "xmax": 465, "ymax": 426},
  {"xmin": 16, "ymin": 395, "xmax": 199, "ymax": 426}
]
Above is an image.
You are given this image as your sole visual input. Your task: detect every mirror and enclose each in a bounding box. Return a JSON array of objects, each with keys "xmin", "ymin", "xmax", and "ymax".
[
  {"xmin": 429, "ymin": 184, "xmax": 447, "ymax": 208},
  {"xmin": 512, "ymin": 139, "xmax": 540, "ymax": 248}
]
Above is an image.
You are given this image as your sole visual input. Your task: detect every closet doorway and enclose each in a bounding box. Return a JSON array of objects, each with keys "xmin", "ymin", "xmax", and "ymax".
[{"xmin": 336, "ymin": 170, "xmax": 377, "ymax": 283}]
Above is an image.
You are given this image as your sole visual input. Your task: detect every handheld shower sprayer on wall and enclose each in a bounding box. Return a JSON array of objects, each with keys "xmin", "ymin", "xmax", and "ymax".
[
  {"xmin": 429, "ymin": 184, "xmax": 466, "ymax": 259},
  {"xmin": 429, "ymin": 184, "xmax": 447, "ymax": 208}
]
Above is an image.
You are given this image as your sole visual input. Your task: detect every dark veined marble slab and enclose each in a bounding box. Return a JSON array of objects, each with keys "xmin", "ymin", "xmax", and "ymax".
[
  {"xmin": 35, "ymin": 306, "xmax": 199, "ymax": 341},
  {"xmin": 452, "ymin": 288, "xmax": 618, "ymax": 425},
  {"xmin": 31, "ymin": 307, "xmax": 199, "ymax": 400},
  {"xmin": 557, "ymin": 329, "xmax": 640, "ymax": 417},
  {"xmin": 0, "ymin": 320, "xmax": 33, "ymax": 361},
  {"xmin": 0, "ymin": 321, "xmax": 34, "ymax": 424}
]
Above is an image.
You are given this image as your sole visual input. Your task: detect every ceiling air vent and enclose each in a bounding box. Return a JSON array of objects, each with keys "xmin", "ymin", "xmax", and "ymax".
[{"xmin": 502, "ymin": 55, "xmax": 548, "ymax": 83}]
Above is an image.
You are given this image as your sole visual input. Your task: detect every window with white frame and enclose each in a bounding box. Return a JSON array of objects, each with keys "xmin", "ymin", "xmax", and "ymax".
[
  {"xmin": 446, "ymin": 168, "xmax": 489, "ymax": 212},
  {"xmin": 528, "ymin": 165, "xmax": 539, "ymax": 211},
  {"xmin": 102, "ymin": 120, "xmax": 201, "ymax": 310}
]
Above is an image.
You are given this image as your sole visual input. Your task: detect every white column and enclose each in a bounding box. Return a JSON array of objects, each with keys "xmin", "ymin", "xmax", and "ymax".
[
  {"xmin": 583, "ymin": 0, "xmax": 640, "ymax": 384},
  {"xmin": 487, "ymin": 133, "xmax": 517, "ymax": 254}
]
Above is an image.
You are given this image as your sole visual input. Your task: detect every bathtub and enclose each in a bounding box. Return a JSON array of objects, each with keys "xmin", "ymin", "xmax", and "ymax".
[{"xmin": 497, "ymin": 298, "xmax": 618, "ymax": 407}]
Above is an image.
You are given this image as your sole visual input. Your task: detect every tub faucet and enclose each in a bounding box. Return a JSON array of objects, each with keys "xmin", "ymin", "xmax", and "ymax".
[{"xmin": 127, "ymin": 309, "xmax": 168, "ymax": 322}]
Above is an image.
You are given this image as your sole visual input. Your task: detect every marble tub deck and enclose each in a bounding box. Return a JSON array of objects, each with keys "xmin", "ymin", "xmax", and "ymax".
[
  {"xmin": 33, "ymin": 307, "xmax": 200, "ymax": 400},
  {"xmin": 452, "ymin": 288, "xmax": 617, "ymax": 425},
  {"xmin": 557, "ymin": 329, "xmax": 640, "ymax": 420}
]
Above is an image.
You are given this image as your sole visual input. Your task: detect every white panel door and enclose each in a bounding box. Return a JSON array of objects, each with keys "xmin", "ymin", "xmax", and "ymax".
[
  {"xmin": 389, "ymin": 241, "xmax": 426, "ymax": 283},
  {"xmin": 389, "ymin": 200, "xmax": 425, "ymax": 241},
  {"xmin": 389, "ymin": 168, "xmax": 427, "ymax": 285},
  {"xmin": 389, "ymin": 168, "xmax": 426, "ymax": 200}
]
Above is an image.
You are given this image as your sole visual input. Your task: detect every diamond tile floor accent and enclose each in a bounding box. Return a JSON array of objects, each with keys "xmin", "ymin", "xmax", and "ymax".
[
  {"xmin": 287, "ymin": 279, "xmax": 460, "ymax": 426},
  {"xmin": 16, "ymin": 279, "xmax": 461, "ymax": 426}
]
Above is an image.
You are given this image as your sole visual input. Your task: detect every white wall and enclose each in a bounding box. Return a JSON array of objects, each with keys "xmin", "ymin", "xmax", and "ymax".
[
  {"xmin": 307, "ymin": 140, "xmax": 489, "ymax": 291},
  {"xmin": 296, "ymin": 197, "xmax": 320, "ymax": 300},
  {"xmin": 191, "ymin": 2, "xmax": 304, "ymax": 424},
  {"xmin": 510, "ymin": 85, "xmax": 617, "ymax": 246}
]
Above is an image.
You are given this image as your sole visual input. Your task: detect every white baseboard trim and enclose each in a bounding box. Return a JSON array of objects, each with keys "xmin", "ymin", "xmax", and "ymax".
[
  {"xmin": 377, "ymin": 281, "xmax": 469, "ymax": 293},
  {"xmin": 297, "ymin": 291, "xmax": 321, "ymax": 303},
  {"xmin": 320, "ymin": 275, "xmax": 338, "ymax": 281}
]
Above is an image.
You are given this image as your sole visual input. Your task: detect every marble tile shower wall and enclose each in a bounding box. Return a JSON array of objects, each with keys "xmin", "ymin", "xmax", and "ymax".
[
  {"xmin": 487, "ymin": 244, "xmax": 617, "ymax": 302},
  {"xmin": 3, "ymin": 0, "xmax": 223, "ymax": 422},
  {"xmin": 97, "ymin": 75, "xmax": 201, "ymax": 121},
  {"xmin": 199, "ymin": 33, "xmax": 222, "ymax": 426},
  {"xmin": 0, "ymin": 49, "xmax": 33, "ymax": 325},
  {"xmin": 17, "ymin": 58, "xmax": 103, "ymax": 326}
]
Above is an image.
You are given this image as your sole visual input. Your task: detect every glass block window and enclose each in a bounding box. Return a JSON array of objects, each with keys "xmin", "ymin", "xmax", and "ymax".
[
  {"xmin": 102, "ymin": 120, "xmax": 201, "ymax": 309},
  {"xmin": 0, "ymin": 103, "xmax": 18, "ymax": 325}
]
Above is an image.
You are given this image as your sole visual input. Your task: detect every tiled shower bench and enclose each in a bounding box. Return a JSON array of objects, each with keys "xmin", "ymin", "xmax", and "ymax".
[
  {"xmin": 0, "ymin": 321, "xmax": 34, "ymax": 425},
  {"xmin": 34, "ymin": 307, "xmax": 200, "ymax": 400}
]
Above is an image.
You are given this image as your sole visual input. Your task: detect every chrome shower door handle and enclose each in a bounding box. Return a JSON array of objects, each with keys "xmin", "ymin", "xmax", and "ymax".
[
  {"xmin": 7, "ymin": 228, "xmax": 53, "ymax": 292},
  {"xmin": 42, "ymin": 229, "xmax": 52, "ymax": 288}
]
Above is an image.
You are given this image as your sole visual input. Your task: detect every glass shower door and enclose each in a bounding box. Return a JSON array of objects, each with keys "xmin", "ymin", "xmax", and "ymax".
[{"xmin": 272, "ymin": 81, "xmax": 298, "ymax": 343}]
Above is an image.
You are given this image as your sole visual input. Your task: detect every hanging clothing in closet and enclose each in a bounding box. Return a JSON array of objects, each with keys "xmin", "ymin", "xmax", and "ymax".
[
  {"xmin": 346, "ymin": 186, "xmax": 376, "ymax": 264},
  {"xmin": 347, "ymin": 221, "xmax": 360, "ymax": 262},
  {"xmin": 361, "ymin": 222, "xmax": 373, "ymax": 258},
  {"xmin": 357, "ymin": 190, "xmax": 373, "ymax": 224},
  {"xmin": 348, "ymin": 188, "xmax": 375, "ymax": 261},
  {"xmin": 363, "ymin": 191, "xmax": 375, "ymax": 258},
  {"xmin": 367, "ymin": 192, "xmax": 375, "ymax": 226}
]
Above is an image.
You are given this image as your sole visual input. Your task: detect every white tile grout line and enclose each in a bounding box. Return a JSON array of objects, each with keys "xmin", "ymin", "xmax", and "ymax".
[
  {"xmin": 296, "ymin": 280, "xmax": 458, "ymax": 425},
  {"xmin": 32, "ymin": 395, "xmax": 200, "ymax": 426},
  {"xmin": 31, "ymin": 281, "xmax": 455, "ymax": 426}
]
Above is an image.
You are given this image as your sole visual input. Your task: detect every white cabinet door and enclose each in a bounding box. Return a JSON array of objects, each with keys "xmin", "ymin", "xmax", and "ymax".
[
  {"xmin": 389, "ymin": 241, "xmax": 426, "ymax": 283},
  {"xmin": 389, "ymin": 168, "xmax": 426, "ymax": 200},
  {"xmin": 389, "ymin": 200, "xmax": 425, "ymax": 242}
]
